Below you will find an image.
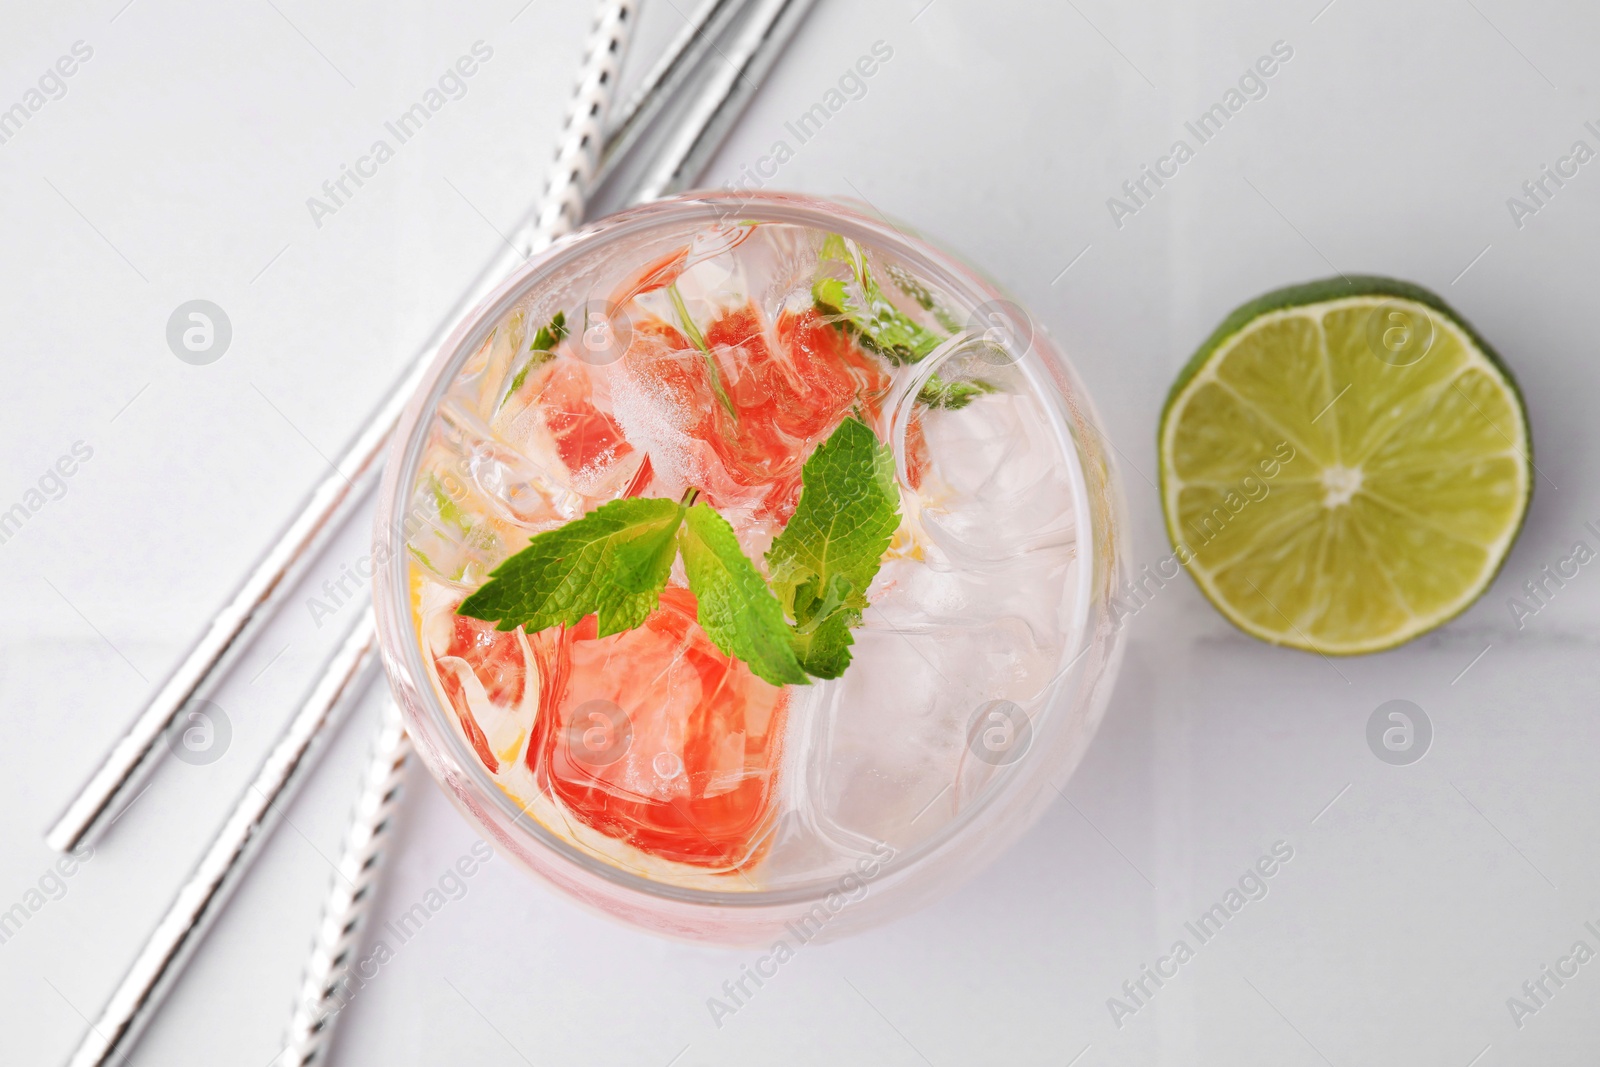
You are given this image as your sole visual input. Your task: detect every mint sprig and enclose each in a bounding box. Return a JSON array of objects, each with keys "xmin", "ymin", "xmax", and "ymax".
[
  {"xmin": 766, "ymin": 417, "xmax": 900, "ymax": 678},
  {"xmin": 812, "ymin": 243, "xmax": 942, "ymax": 366},
  {"xmin": 812, "ymin": 235, "xmax": 998, "ymax": 408},
  {"xmin": 456, "ymin": 418, "xmax": 901, "ymax": 686}
]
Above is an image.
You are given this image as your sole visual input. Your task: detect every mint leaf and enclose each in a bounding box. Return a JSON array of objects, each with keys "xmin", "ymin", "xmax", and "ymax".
[
  {"xmin": 429, "ymin": 474, "xmax": 471, "ymax": 533},
  {"xmin": 530, "ymin": 309, "xmax": 568, "ymax": 353},
  {"xmin": 766, "ymin": 417, "xmax": 900, "ymax": 678},
  {"xmin": 499, "ymin": 311, "xmax": 568, "ymax": 411},
  {"xmin": 917, "ymin": 374, "xmax": 996, "ymax": 410},
  {"xmin": 458, "ymin": 497, "xmax": 685, "ymax": 637},
  {"xmin": 813, "ymin": 236, "xmax": 942, "ymax": 365},
  {"xmin": 679, "ymin": 503, "xmax": 808, "ymax": 687},
  {"xmin": 791, "ymin": 611, "xmax": 854, "ymax": 680}
]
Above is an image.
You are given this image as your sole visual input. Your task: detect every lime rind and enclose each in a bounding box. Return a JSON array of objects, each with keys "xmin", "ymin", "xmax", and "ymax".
[{"xmin": 1159, "ymin": 276, "xmax": 1533, "ymax": 655}]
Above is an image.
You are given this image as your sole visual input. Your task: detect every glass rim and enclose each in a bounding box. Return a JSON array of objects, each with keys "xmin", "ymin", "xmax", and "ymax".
[{"xmin": 373, "ymin": 189, "xmax": 1104, "ymax": 908}]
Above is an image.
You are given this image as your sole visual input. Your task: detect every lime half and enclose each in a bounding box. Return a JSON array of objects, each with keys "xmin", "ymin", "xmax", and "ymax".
[{"xmin": 1159, "ymin": 276, "xmax": 1532, "ymax": 655}]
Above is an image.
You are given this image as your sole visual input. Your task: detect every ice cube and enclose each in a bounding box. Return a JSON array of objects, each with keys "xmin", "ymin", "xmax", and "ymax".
[{"xmin": 797, "ymin": 546, "xmax": 1078, "ymax": 852}]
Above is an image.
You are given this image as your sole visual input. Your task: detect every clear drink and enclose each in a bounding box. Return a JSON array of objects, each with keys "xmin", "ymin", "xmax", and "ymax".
[{"xmin": 374, "ymin": 192, "xmax": 1126, "ymax": 941}]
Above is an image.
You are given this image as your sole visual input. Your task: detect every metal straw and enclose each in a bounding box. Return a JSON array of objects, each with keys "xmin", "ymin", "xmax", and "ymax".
[
  {"xmin": 47, "ymin": 0, "xmax": 697, "ymax": 857},
  {"xmin": 532, "ymin": 0, "xmax": 643, "ymax": 245},
  {"xmin": 277, "ymin": 700, "xmax": 409, "ymax": 1067},
  {"xmin": 627, "ymin": 0, "xmax": 818, "ymax": 204},
  {"xmin": 277, "ymin": 5, "xmax": 639, "ymax": 1062},
  {"xmin": 592, "ymin": 0, "xmax": 748, "ymax": 191},
  {"xmin": 44, "ymin": 414, "xmax": 392, "ymax": 855},
  {"xmin": 63, "ymin": 614, "xmax": 379, "ymax": 1067}
]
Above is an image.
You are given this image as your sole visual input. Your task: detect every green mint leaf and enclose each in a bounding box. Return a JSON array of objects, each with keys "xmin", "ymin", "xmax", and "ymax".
[
  {"xmin": 530, "ymin": 309, "xmax": 568, "ymax": 353},
  {"xmin": 792, "ymin": 571, "xmax": 854, "ymax": 633},
  {"xmin": 790, "ymin": 610, "xmax": 855, "ymax": 680},
  {"xmin": 917, "ymin": 374, "xmax": 997, "ymax": 410},
  {"xmin": 458, "ymin": 496, "xmax": 685, "ymax": 637},
  {"xmin": 429, "ymin": 474, "xmax": 471, "ymax": 532},
  {"xmin": 813, "ymin": 236, "xmax": 943, "ymax": 365},
  {"xmin": 679, "ymin": 503, "xmax": 809, "ymax": 687},
  {"xmin": 499, "ymin": 311, "xmax": 568, "ymax": 411},
  {"xmin": 766, "ymin": 417, "xmax": 900, "ymax": 677}
]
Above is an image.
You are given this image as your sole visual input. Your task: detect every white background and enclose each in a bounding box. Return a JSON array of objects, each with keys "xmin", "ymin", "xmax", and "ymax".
[{"xmin": 3, "ymin": 0, "xmax": 1599, "ymax": 1064}]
